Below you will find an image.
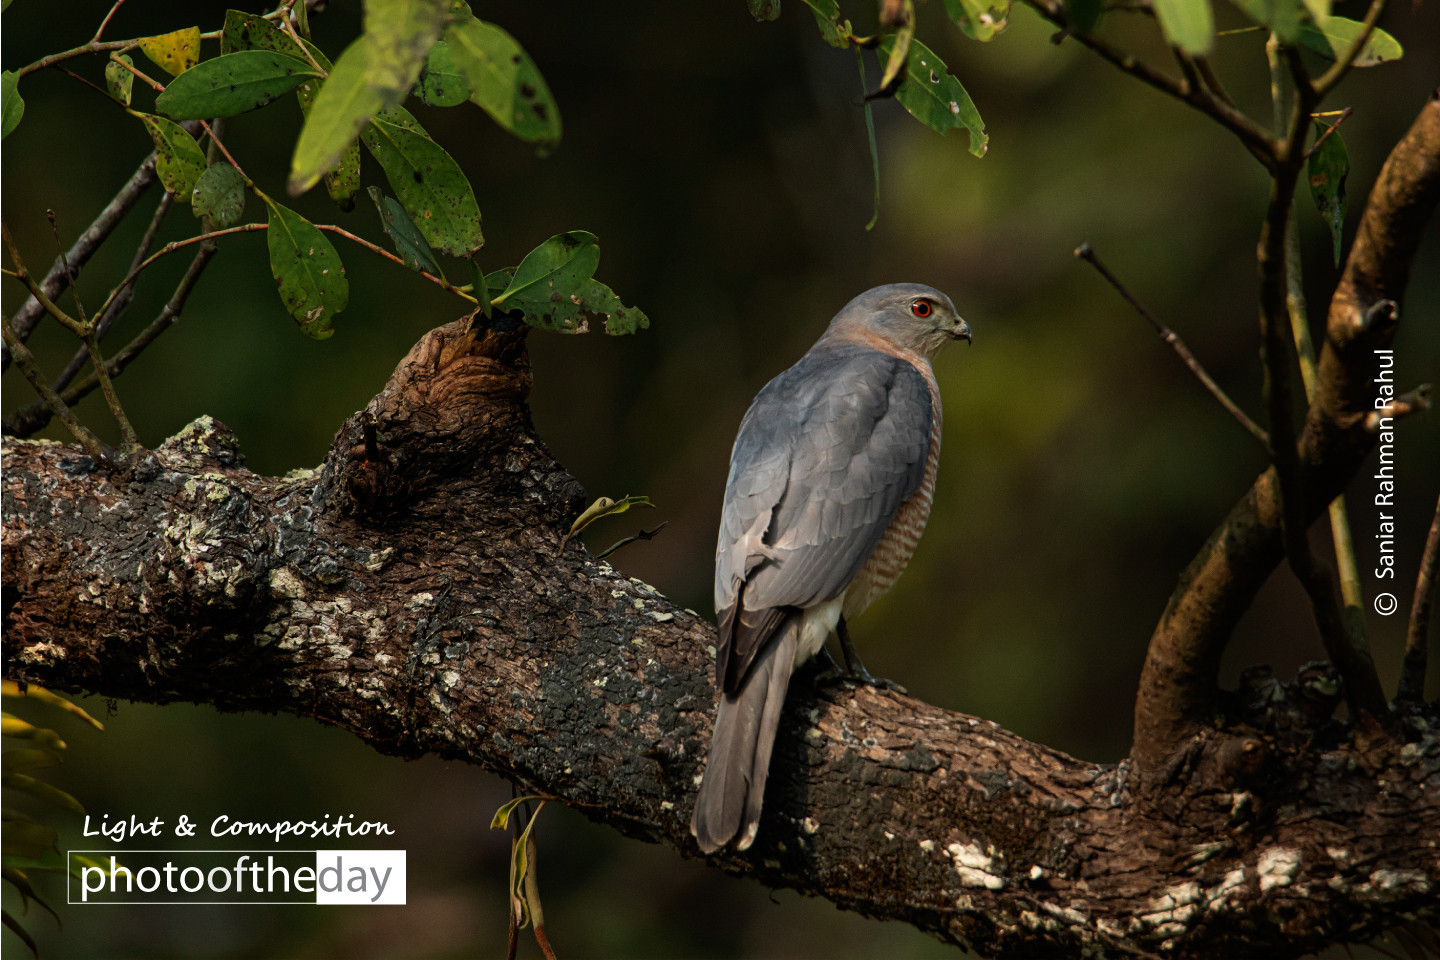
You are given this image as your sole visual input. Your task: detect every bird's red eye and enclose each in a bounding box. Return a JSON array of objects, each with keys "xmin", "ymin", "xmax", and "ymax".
[{"xmin": 911, "ymin": 300, "xmax": 932, "ymax": 318}]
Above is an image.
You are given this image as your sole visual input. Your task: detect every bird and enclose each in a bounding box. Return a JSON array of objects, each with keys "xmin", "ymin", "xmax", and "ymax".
[{"xmin": 691, "ymin": 283, "xmax": 971, "ymax": 854}]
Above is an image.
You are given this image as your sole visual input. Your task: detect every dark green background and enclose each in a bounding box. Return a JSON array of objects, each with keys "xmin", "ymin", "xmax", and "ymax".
[{"xmin": 4, "ymin": 0, "xmax": 1437, "ymax": 956}]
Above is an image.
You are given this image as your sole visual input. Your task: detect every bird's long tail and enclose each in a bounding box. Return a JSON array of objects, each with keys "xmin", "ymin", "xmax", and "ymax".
[{"xmin": 691, "ymin": 614, "xmax": 800, "ymax": 854}]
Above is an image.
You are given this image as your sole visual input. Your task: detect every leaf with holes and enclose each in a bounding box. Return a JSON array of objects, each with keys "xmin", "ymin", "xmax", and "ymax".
[
  {"xmin": 943, "ymin": 0, "xmax": 1011, "ymax": 41},
  {"xmin": 747, "ymin": 0, "xmax": 781, "ymax": 19},
  {"xmin": 493, "ymin": 232, "xmax": 648, "ymax": 336},
  {"xmin": 369, "ymin": 186, "xmax": 442, "ymax": 275},
  {"xmin": 1, "ymin": 71, "xmax": 22, "ymax": 140},
  {"xmin": 1296, "ymin": 15, "xmax": 1403, "ymax": 66},
  {"xmin": 799, "ymin": 0, "xmax": 850, "ymax": 47},
  {"xmin": 876, "ymin": 36, "xmax": 987, "ymax": 157},
  {"xmin": 360, "ymin": 106, "xmax": 483, "ymax": 256},
  {"xmin": 290, "ymin": 44, "xmax": 361, "ymax": 212},
  {"xmin": 445, "ymin": 16, "xmax": 561, "ymax": 147},
  {"xmin": 265, "ymin": 200, "xmax": 348, "ymax": 339},
  {"xmin": 1308, "ymin": 120, "xmax": 1348, "ymax": 266},
  {"xmin": 139, "ymin": 27, "xmax": 201, "ymax": 77},
  {"xmin": 131, "ymin": 111, "xmax": 207, "ymax": 201},
  {"xmin": 192, "ymin": 163, "xmax": 247, "ymax": 228},
  {"xmin": 363, "ymin": 0, "xmax": 450, "ymax": 108},
  {"xmin": 220, "ymin": 9, "xmax": 299, "ymax": 56},
  {"xmin": 1153, "ymin": 0, "xmax": 1213, "ymax": 54},
  {"xmin": 290, "ymin": 38, "xmax": 383, "ymax": 196},
  {"xmin": 156, "ymin": 51, "xmax": 321, "ymax": 121},
  {"xmin": 415, "ymin": 40, "xmax": 470, "ymax": 107},
  {"xmin": 105, "ymin": 55, "xmax": 135, "ymax": 106}
]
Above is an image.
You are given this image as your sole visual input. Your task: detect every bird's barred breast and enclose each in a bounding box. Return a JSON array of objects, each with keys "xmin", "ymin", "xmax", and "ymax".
[{"xmin": 843, "ymin": 355, "xmax": 943, "ymax": 619}]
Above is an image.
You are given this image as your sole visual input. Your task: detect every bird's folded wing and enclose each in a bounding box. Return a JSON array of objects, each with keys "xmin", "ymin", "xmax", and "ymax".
[{"xmin": 714, "ymin": 343, "xmax": 933, "ymax": 693}]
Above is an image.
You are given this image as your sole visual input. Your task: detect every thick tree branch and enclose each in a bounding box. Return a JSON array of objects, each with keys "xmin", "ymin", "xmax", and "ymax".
[
  {"xmin": 1133, "ymin": 91, "xmax": 1440, "ymax": 778},
  {"xmin": 3, "ymin": 314, "xmax": 1437, "ymax": 960}
]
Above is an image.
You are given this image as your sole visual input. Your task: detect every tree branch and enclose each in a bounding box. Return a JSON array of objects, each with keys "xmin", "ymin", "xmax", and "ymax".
[
  {"xmin": 3, "ymin": 315, "xmax": 1437, "ymax": 960},
  {"xmin": 0, "ymin": 153, "xmax": 157, "ymax": 372},
  {"xmin": 1132, "ymin": 91, "xmax": 1440, "ymax": 779}
]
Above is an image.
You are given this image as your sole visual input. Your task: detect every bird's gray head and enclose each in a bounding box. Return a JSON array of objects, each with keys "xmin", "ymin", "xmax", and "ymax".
[{"xmin": 824, "ymin": 283, "xmax": 972, "ymax": 358}]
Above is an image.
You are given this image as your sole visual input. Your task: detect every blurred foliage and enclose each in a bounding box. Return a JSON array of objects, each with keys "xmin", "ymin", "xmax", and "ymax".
[{"xmin": 2, "ymin": 0, "xmax": 1438, "ymax": 957}]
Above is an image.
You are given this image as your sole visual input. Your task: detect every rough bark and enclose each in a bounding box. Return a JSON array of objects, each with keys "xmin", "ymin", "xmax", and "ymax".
[{"xmin": 4, "ymin": 309, "xmax": 1437, "ymax": 959}]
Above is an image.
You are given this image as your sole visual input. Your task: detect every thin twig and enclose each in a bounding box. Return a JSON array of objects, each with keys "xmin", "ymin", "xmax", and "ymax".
[
  {"xmin": 198, "ymin": 121, "xmax": 251, "ymax": 183},
  {"xmin": 594, "ymin": 522, "xmax": 670, "ymax": 561},
  {"xmin": 2, "ymin": 223, "xmax": 88, "ymax": 337},
  {"xmin": 91, "ymin": 0, "xmax": 130, "ymax": 44},
  {"xmin": 279, "ymin": 15, "xmax": 327, "ymax": 74},
  {"xmin": 314, "ymin": 226, "xmax": 479, "ymax": 303},
  {"xmin": 1313, "ymin": 0, "xmax": 1389, "ymax": 97},
  {"xmin": 94, "ymin": 224, "xmax": 267, "ymax": 319},
  {"xmin": 1305, "ymin": 108, "xmax": 1353, "ymax": 160},
  {"xmin": 1399, "ymin": 495, "xmax": 1440, "ymax": 703},
  {"xmin": 0, "ymin": 315, "xmax": 109, "ymax": 462},
  {"xmin": 1364, "ymin": 385, "xmax": 1431, "ymax": 431},
  {"xmin": 2, "ymin": 153, "xmax": 158, "ymax": 371},
  {"xmin": 110, "ymin": 53, "xmax": 164, "ymax": 93},
  {"xmin": 1074, "ymin": 243, "xmax": 1269, "ymax": 446},
  {"xmin": 1021, "ymin": 0, "xmax": 1278, "ymax": 168},
  {"xmin": 60, "ymin": 193, "xmax": 174, "ymax": 388},
  {"xmin": 45, "ymin": 210, "xmax": 92, "ymax": 328}
]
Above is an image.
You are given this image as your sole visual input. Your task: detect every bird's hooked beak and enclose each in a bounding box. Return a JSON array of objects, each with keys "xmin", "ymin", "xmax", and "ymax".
[{"xmin": 949, "ymin": 317, "xmax": 973, "ymax": 345}]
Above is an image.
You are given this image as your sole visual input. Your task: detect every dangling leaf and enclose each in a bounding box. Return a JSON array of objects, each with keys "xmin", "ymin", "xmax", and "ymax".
[
  {"xmin": 492, "ymin": 232, "xmax": 649, "ymax": 336},
  {"xmin": 139, "ymin": 26, "xmax": 201, "ymax": 77},
  {"xmin": 1152, "ymin": 0, "xmax": 1214, "ymax": 54},
  {"xmin": 295, "ymin": 0, "xmax": 311, "ymax": 40},
  {"xmin": 1, "ymin": 774, "xmax": 85, "ymax": 816},
  {"xmin": 155, "ymin": 51, "xmax": 321, "ymax": 121},
  {"xmin": 1296, "ymin": 15, "xmax": 1403, "ymax": 66},
  {"xmin": 362, "ymin": 0, "xmax": 450, "ymax": 108},
  {"xmin": 287, "ymin": 43, "xmax": 362, "ymax": 214},
  {"xmin": 105, "ymin": 55, "xmax": 135, "ymax": 106},
  {"xmin": 416, "ymin": 40, "xmax": 470, "ymax": 107},
  {"xmin": 1308, "ymin": 120, "xmax": 1348, "ymax": 266},
  {"xmin": 360, "ymin": 107, "xmax": 484, "ymax": 256},
  {"xmin": 445, "ymin": 16, "xmax": 562, "ymax": 148},
  {"xmin": 875, "ymin": 36, "xmax": 988, "ymax": 158},
  {"xmin": 290, "ymin": 38, "xmax": 383, "ymax": 196},
  {"xmin": 369, "ymin": 186, "xmax": 442, "ymax": 275},
  {"xmin": 1, "ymin": 681, "xmax": 103, "ymax": 729},
  {"xmin": 490, "ymin": 795, "xmax": 549, "ymax": 830},
  {"xmin": 192, "ymin": 162, "xmax": 247, "ymax": 228},
  {"xmin": 943, "ymin": 0, "xmax": 1011, "ymax": 41},
  {"xmin": 748, "ymin": 0, "xmax": 782, "ymax": 19},
  {"xmin": 1227, "ymin": 0, "xmax": 1300, "ymax": 44},
  {"xmin": 799, "ymin": 0, "xmax": 851, "ymax": 47},
  {"xmin": 1, "ymin": 71, "xmax": 23, "ymax": 140},
  {"xmin": 264, "ymin": 200, "xmax": 348, "ymax": 339},
  {"xmin": 130, "ymin": 111, "xmax": 207, "ymax": 201}
]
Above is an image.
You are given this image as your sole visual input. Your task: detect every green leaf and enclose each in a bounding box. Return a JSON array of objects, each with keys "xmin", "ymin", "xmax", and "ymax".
[
  {"xmin": 264, "ymin": 200, "xmax": 348, "ymax": 339},
  {"xmin": 1, "ymin": 750, "xmax": 59, "ymax": 775},
  {"xmin": 1067, "ymin": 0, "xmax": 1103, "ymax": 34},
  {"xmin": 493, "ymin": 232, "xmax": 648, "ymax": 336},
  {"xmin": 191, "ymin": 162, "xmax": 247, "ymax": 228},
  {"xmin": 363, "ymin": 0, "xmax": 451, "ymax": 108},
  {"xmin": 1300, "ymin": 0, "xmax": 1329, "ymax": 28},
  {"xmin": 494, "ymin": 231, "xmax": 599, "ymax": 306},
  {"xmin": 130, "ymin": 112, "xmax": 207, "ymax": 200},
  {"xmin": 287, "ymin": 44, "xmax": 361, "ymax": 213},
  {"xmin": 879, "ymin": 19, "xmax": 915, "ymax": 92},
  {"xmin": 139, "ymin": 26, "xmax": 201, "ymax": 77},
  {"xmin": 360, "ymin": 107, "xmax": 484, "ymax": 257},
  {"xmin": 875, "ymin": 36, "xmax": 987, "ymax": 158},
  {"xmin": 490, "ymin": 795, "xmax": 548, "ymax": 830},
  {"xmin": 748, "ymin": 0, "xmax": 782, "ymax": 20},
  {"xmin": 416, "ymin": 40, "xmax": 470, "ymax": 106},
  {"xmin": 1, "ymin": 71, "xmax": 22, "ymax": 140},
  {"xmin": 1, "ymin": 774, "xmax": 85, "ymax": 816},
  {"xmin": 942, "ymin": 0, "xmax": 1011, "ymax": 41},
  {"xmin": 221, "ymin": 9, "xmax": 299, "ymax": 56},
  {"xmin": 1, "ymin": 681, "xmax": 103, "ymax": 730},
  {"xmin": 368, "ymin": 186, "xmax": 442, "ymax": 275},
  {"xmin": 155, "ymin": 51, "xmax": 320, "ymax": 121},
  {"xmin": 290, "ymin": 38, "xmax": 383, "ymax": 196},
  {"xmin": 0, "ymin": 716, "xmax": 63, "ymax": 752},
  {"xmin": 1153, "ymin": 0, "xmax": 1214, "ymax": 54},
  {"xmin": 445, "ymin": 17, "xmax": 562, "ymax": 147},
  {"xmin": 799, "ymin": 0, "xmax": 851, "ymax": 47},
  {"xmin": 105, "ymin": 55, "xmax": 135, "ymax": 106},
  {"xmin": 0, "ymin": 824, "xmax": 56, "ymax": 854},
  {"xmin": 1227, "ymin": 0, "xmax": 1301, "ymax": 44},
  {"xmin": 1308, "ymin": 120, "xmax": 1348, "ymax": 266},
  {"xmin": 295, "ymin": 0, "xmax": 311, "ymax": 40},
  {"xmin": 1296, "ymin": 16, "xmax": 1403, "ymax": 66}
]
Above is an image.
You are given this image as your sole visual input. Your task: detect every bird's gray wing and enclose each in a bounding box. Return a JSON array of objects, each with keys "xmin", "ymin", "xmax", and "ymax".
[{"xmin": 714, "ymin": 342, "xmax": 933, "ymax": 694}]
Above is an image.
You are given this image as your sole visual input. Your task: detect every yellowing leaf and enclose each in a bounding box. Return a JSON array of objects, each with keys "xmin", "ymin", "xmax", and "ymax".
[{"xmin": 139, "ymin": 26, "xmax": 201, "ymax": 78}]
